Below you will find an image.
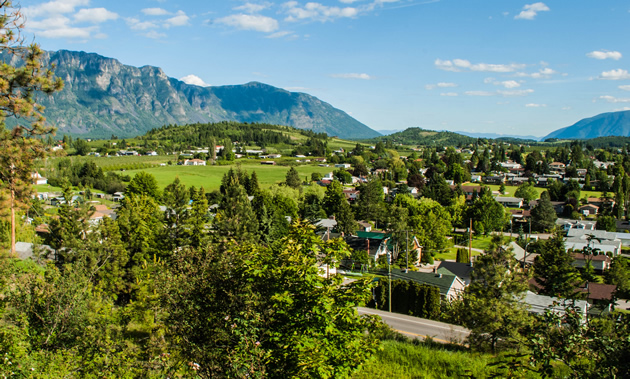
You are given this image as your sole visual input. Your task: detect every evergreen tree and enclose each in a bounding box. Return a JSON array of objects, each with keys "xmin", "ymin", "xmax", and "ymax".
[
  {"xmin": 215, "ymin": 176, "xmax": 259, "ymax": 241},
  {"xmin": 531, "ymin": 191, "xmax": 557, "ymax": 232},
  {"xmin": 285, "ymin": 166, "xmax": 301, "ymax": 189},
  {"xmin": 533, "ymin": 230, "xmax": 581, "ymax": 298},
  {"xmin": 0, "ymin": 2, "xmax": 63, "ymax": 254},
  {"xmin": 455, "ymin": 236, "xmax": 531, "ymax": 352},
  {"xmin": 356, "ymin": 178, "xmax": 384, "ymax": 222},
  {"xmin": 162, "ymin": 177, "xmax": 190, "ymax": 249},
  {"xmin": 126, "ymin": 171, "xmax": 161, "ymax": 200},
  {"xmin": 189, "ymin": 186, "xmax": 209, "ymax": 248}
]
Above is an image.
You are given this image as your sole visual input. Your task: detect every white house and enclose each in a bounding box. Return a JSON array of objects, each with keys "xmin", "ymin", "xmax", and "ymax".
[
  {"xmin": 184, "ymin": 159, "xmax": 207, "ymax": 166},
  {"xmin": 31, "ymin": 172, "xmax": 47, "ymax": 185}
]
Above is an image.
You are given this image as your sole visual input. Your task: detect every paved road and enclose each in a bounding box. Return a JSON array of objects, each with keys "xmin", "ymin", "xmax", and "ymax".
[{"xmin": 358, "ymin": 307, "xmax": 470, "ymax": 344}]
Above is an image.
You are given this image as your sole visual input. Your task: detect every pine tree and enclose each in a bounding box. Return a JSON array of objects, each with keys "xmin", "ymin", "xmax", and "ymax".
[
  {"xmin": 456, "ymin": 235, "xmax": 531, "ymax": 352},
  {"xmin": 531, "ymin": 191, "xmax": 557, "ymax": 232},
  {"xmin": 0, "ymin": 2, "xmax": 63, "ymax": 254},
  {"xmin": 533, "ymin": 230, "xmax": 581, "ymax": 298},
  {"xmin": 285, "ymin": 166, "xmax": 301, "ymax": 189}
]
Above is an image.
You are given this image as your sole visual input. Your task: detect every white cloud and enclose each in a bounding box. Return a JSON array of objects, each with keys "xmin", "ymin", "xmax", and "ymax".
[
  {"xmin": 330, "ymin": 73, "xmax": 373, "ymax": 80},
  {"xmin": 27, "ymin": 14, "xmax": 96, "ymax": 39},
  {"xmin": 265, "ymin": 30, "xmax": 296, "ymax": 39},
  {"xmin": 465, "ymin": 91, "xmax": 494, "ymax": 96},
  {"xmin": 562, "ymin": 106, "xmax": 572, "ymax": 110},
  {"xmin": 440, "ymin": 92, "xmax": 458, "ymax": 96},
  {"xmin": 217, "ymin": 14, "xmax": 279, "ymax": 32},
  {"xmin": 464, "ymin": 89, "xmax": 533, "ymax": 97},
  {"xmin": 166, "ymin": 11, "xmax": 190, "ymax": 27},
  {"xmin": 425, "ymin": 82, "xmax": 457, "ymax": 90},
  {"xmin": 180, "ymin": 74, "xmax": 210, "ymax": 87},
  {"xmin": 74, "ymin": 8, "xmax": 119, "ymax": 23},
  {"xmin": 283, "ymin": 2, "xmax": 359, "ymax": 22},
  {"xmin": 142, "ymin": 8, "xmax": 170, "ymax": 16},
  {"xmin": 235, "ymin": 3, "xmax": 271, "ymax": 13},
  {"xmin": 598, "ymin": 69, "xmax": 630, "ymax": 80},
  {"xmin": 600, "ymin": 95, "xmax": 630, "ymax": 103},
  {"xmin": 143, "ymin": 30, "xmax": 167, "ymax": 39},
  {"xmin": 586, "ymin": 50, "xmax": 622, "ymax": 60},
  {"xmin": 24, "ymin": 0, "xmax": 90, "ymax": 18},
  {"xmin": 498, "ymin": 89, "xmax": 534, "ymax": 96},
  {"xmin": 501, "ymin": 80, "xmax": 521, "ymax": 88},
  {"xmin": 525, "ymin": 103, "xmax": 546, "ymax": 107},
  {"xmin": 126, "ymin": 18, "xmax": 158, "ymax": 30},
  {"xmin": 435, "ymin": 58, "xmax": 525, "ymax": 73},
  {"xmin": 515, "ymin": 67, "xmax": 557, "ymax": 79},
  {"xmin": 514, "ymin": 2, "xmax": 549, "ymax": 20},
  {"xmin": 620, "ymin": 85, "xmax": 630, "ymax": 91}
]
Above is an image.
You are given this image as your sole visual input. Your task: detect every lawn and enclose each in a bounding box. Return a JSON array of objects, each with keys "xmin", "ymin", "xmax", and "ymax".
[{"xmin": 123, "ymin": 162, "xmax": 336, "ymax": 190}]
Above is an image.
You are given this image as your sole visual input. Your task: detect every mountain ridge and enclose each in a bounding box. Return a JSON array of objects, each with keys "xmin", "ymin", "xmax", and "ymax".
[
  {"xmin": 25, "ymin": 49, "xmax": 380, "ymax": 139},
  {"xmin": 543, "ymin": 110, "xmax": 630, "ymax": 140}
]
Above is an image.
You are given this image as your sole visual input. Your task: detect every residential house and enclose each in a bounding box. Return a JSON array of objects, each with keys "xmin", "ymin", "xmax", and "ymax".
[
  {"xmin": 523, "ymin": 291, "xmax": 589, "ymax": 318},
  {"xmin": 436, "ymin": 261, "xmax": 474, "ymax": 285},
  {"xmin": 387, "ymin": 269, "xmax": 466, "ymax": 301},
  {"xmin": 549, "ymin": 162, "xmax": 566, "ymax": 171},
  {"xmin": 556, "ymin": 218, "xmax": 596, "ymax": 232},
  {"xmin": 578, "ymin": 204, "xmax": 599, "ymax": 216},
  {"xmin": 576, "ymin": 282, "xmax": 617, "ymax": 312},
  {"xmin": 334, "ymin": 163, "xmax": 352, "ymax": 169},
  {"xmin": 495, "ymin": 196, "xmax": 524, "ymax": 208},
  {"xmin": 31, "ymin": 172, "xmax": 47, "ymax": 185},
  {"xmin": 566, "ymin": 229, "xmax": 622, "ymax": 256},
  {"xmin": 184, "ymin": 159, "xmax": 207, "ymax": 166},
  {"xmin": 571, "ymin": 252, "xmax": 612, "ymax": 272},
  {"xmin": 260, "ymin": 161, "xmax": 276, "ymax": 165}
]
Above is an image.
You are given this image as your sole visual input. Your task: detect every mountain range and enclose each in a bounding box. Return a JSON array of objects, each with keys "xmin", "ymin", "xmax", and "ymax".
[
  {"xmin": 543, "ymin": 110, "xmax": 630, "ymax": 140},
  {"xmin": 20, "ymin": 50, "xmax": 380, "ymax": 139}
]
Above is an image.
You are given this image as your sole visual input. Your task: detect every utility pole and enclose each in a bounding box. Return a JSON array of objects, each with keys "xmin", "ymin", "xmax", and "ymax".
[
  {"xmin": 387, "ymin": 249, "xmax": 392, "ymax": 313},
  {"xmin": 469, "ymin": 218, "xmax": 473, "ymax": 265},
  {"xmin": 405, "ymin": 229, "xmax": 409, "ymax": 273}
]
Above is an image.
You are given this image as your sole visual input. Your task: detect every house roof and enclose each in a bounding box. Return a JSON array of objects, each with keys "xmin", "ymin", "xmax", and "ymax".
[
  {"xmin": 382, "ymin": 269, "xmax": 464, "ymax": 297},
  {"xmin": 436, "ymin": 261, "xmax": 473, "ymax": 281},
  {"xmin": 572, "ymin": 252, "xmax": 611, "ymax": 262},
  {"xmin": 524, "ymin": 291, "xmax": 589, "ymax": 315},
  {"xmin": 576, "ymin": 282, "xmax": 616, "ymax": 301}
]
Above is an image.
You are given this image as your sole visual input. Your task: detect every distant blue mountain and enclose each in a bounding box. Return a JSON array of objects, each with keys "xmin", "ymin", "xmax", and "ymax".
[
  {"xmin": 453, "ymin": 131, "xmax": 541, "ymax": 141},
  {"xmin": 544, "ymin": 110, "xmax": 630, "ymax": 140}
]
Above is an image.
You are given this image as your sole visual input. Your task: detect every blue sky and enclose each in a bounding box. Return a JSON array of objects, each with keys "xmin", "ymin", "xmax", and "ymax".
[{"xmin": 18, "ymin": 0, "xmax": 630, "ymax": 137}]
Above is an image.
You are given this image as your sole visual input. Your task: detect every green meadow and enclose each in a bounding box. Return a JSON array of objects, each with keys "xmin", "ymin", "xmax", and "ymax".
[{"xmin": 123, "ymin": 161, "xmax": 336, "ymax": 190}]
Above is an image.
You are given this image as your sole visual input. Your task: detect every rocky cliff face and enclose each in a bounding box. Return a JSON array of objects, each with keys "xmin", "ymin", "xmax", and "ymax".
[{"xmin": 31, "ymin": 50, "xmax": 379, "ymax": 139}]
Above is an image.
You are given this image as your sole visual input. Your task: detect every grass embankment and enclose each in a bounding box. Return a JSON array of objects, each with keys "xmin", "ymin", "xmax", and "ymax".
[{"xmin": 353, "ymin": 338, "xmax": 569, "ymax": 378}]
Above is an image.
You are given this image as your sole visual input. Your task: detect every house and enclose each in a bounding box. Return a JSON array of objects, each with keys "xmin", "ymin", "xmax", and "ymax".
[
  {"xmin": 578, "ymin": 204, "xmax": 599, "ymax": 216},
  {"xmin": 31, "ymin": 172, "xmax": 47, "ymax": 185},
  {"xmin": 483, "ymin": 175, "xmax": 505, "ymax": 184},
  {"xmin": 523, "ymin": 291, "xmax": 589, "ymax": 318},
  {"xmin": 575, "ymin": 282, "xmax": 617, "ymax": 312},
  {"xmin": 184, "ymin": 159, "xmax": 206, "ymax": 166},
  {"xmin": 357, "ymin": 221, "xmax": 372, "ymax": 232},
  {"xmin": 334, "ymin": 163, "xmax": 352, "ymax": 169},
  {"xmin": 386, "ymin": 269, "xmax": 466, "ymax": 301},
  {"xmin": 556, "ymin": 218, "xmax": 596, "ymax": 231},
  {"xmin": 571, "ymin": 252, "xmax": 612, "ymax": 272},
  {"xmin": 112, "ymin": 192, "xmax": 125, "ymax": 202},
  {"xmin": 260, "ymin": 161, "xmax": 276, "ymax": 165},
  {"xmin": 565, "ymin": 229, "xmax": 622, "ymax": 256},
  {"xmin": 495, "ymin": 196, "xmax": 524, "ymax": 208},
  {"xmin": 436, "ymin": 261, "xmax": 474, "ymax": 285},
  {"xmin": 508, "ymin": 241, "xmax": 538, "ymax": 265},
  {"xmin": 343, "ymin": 189, "xmax": 359, "ymax": 201},
  {"xmin": 146, "ymin": 151, "xmax": 158, "ymax": 156},
  {"xmin": 549, "ymin": 162, "xmax": 566, "ymax": 171}
]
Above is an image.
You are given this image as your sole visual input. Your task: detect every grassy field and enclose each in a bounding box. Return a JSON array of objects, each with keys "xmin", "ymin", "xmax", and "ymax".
[
  {"xmin": 352, "ymin": 338, "xmax": 562, "ymax": 379},
  {"xmin": 123, "ymin": 162, "xmax": 336, "ymax": 190}
]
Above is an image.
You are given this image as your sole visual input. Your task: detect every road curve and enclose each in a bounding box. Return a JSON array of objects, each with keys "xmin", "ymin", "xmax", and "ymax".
[{"xmin": 358, "ymin": 307, "xmax": 470, "ymax": 344}]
